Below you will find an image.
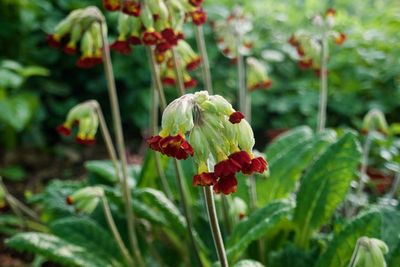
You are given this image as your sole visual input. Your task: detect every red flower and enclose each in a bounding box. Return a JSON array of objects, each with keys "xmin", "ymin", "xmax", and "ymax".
[
  {"xmin": 155, "ymin": 51, "xmax": 166, "ymax": 63},
  {"xmin": 103, "ymin": 0, "xmax": 121, "ymax": 11},
  {"xmin": 147, "ymin": 135, "xmax": 163, "ymax": 152},
  {"xmin": 156, "ymin": 41, "xmax": 171, "ymax": 53},
  {"xmin": 63, "ymin": 45, "xmax": 77, "ymax": 55},
  {"xmin": 142, "ymin": 31, "xmax": 162, "ymax": 46},
  {"xmin": 161, "ymin": 28, "xmax": 178, "ymax": 46},
  {"xmin": 129, "ymin": 35, "xmax": 142, "ymax": 45},
  {"xmin": 56, "ymin": 125, "xmax": 71, "ymax": 136},
  {"xmin": 242, "ymin": 157, "xmax": 268, "ymax": 175},
  {"xmin": 189, "ymin": 0, "xmax": 203, "ymax": 7},
  {"xmin": 288, "ymin": 35, "xmax": 299, "ymax": 47},
  {"xmin": 122, "ymin": 1, "xmax": 141, "ymax": 16},
  {"xmin": 298, "ymin": 59, "xmax": 313, "ymax": 69},
  {"xmin": 76, "ymin": 56, "xmax": 98, "ymax": 68},
  {"xmin": 186, "ymin": 57, "xmax": 202, "ymax": 71},
  {"xmin": 191, "ymin": 9, "xmax": 207, "ymax": 25},
  {"xmin": 162, "ymin": 77, "xmax": 176, "ymax": 86},
  {"xmin": 335, "ymin": 32, "xmax": 346, "ymax": 45},
  {"xmin": 46, "ymin": 34, "xmax": 62, "ymax": 48},
  {"xmin": 229, "ymin": 151, "xmax": 252, "ymax": 168},
  {"xmin": 184, "ymin": 78, "xmax": 198, "ymax": 89},
  {"xmin": 213, "ymin": 175, "xmax": 237, "ymax": 195},
  {"xmin": 193, "ymin": 172, "xmax": 217, "ymax": 186},
  {"xmin": 296, "ymin": 46, "xmax": 305, "ymax": 57},
  {"xmin": 158, "ymin": 134, "xmax": 194, "ymax": 160},
  {"xmin": 176, "ymin": 32, "xmax": 185, "ymax": 40},
  {"xmin": 214, "ymin": 158, "xmax": 241, "ymax": 178},
  {"xmin": 110, "ymin": 40, "xmax": 132, "ymax": 55},
  {"xmin": 229, "ymin": 111, "xmax": 245, "ymax": 124},
  {"xmin": 76, "ymin": 136, "xmax": 96, "ymax": 146}
]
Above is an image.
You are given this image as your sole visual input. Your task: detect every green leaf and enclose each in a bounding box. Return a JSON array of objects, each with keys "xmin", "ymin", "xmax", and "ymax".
[
  {"xmin": 50, "ymin": 217, "xmax": 122, "ymax": 265},
  {"xmin": 132, "ymin": 199, "xmax": 168, "ymax": 226},
  {"xmin": 227, "ymin": 200, "xmax": 294, "ymax": 262},
  {"xmin": 315, "ymin": 210, "xmax": 383, "ymax": 267},
  {"xmin": 137, "ymin": 150, "xmax": 169, "ymax": 188},
  {"xmin": 18, "ymin": 65, "xmax": 50, "ymax": 78},
  {"xmin": 0, "ymin": 214, "xmax": 24, "ymax": 235},
  {"xmin": 0, "ymin": 69, "xmax": 23, "ymax": 88},
  {"xmin": 0, "ymin": 165, "xmax": 26, "ymax": 181},
  {"xmin": 0, "ymin": 94, "xmax": 38, "ymax": 131},
  {"xmin": 85, "ymin": 160, "xmax": 138, "ymax": 186},
  {"xmin": 265, "ymin": 126, "xmax": 313, "ymax": 162},
  {"xmin": 293, "ymin": 133, "xmax": 361, "ymax": 248},
  {"xmin": 234, "ymin": 259, "xmax": 265, "ymax": 267},
  {"xmin": 258, "ymin": 130, "xmax": 336, "ymax": 205},
  {"xmin": 6, "ymin": 232, "xmax": 119, "ymax": 267},
  {"xmin": 388, "ymin": 240, "xmax": 400, "ymax": 267},
  {"xmin": 268, "ymin": 243, "xmax": 319, "ymax": 267}
]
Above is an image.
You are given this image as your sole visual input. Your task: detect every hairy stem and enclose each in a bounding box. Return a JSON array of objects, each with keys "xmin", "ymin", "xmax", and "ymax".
[
  {"xmin": 147, "ymin": 46, "xmax": 203, "ymax": 267},
  {"xmin": 317, "ymin": 33, "xmax": 329, "ymax": 132},
  {"xmin": 102, "ymin": 197, "xmax": 135, "ymax": 267},
  {"xmin": 203, "ymin": 187, "xmax": 229, "ymax": 267},
  {"xmin": 100, "ymin": 23, "xmax": 145, "ymax": 267},
  {"xmin": 194, "ymin": 25, "xmax": 213, "ymax": 94},
  {"xmin": 357, "ymin": 133, "xmax": 372, "ymax": 197}
]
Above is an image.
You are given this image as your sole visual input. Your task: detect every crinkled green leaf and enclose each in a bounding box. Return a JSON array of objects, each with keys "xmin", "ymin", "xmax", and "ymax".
[{"xmin": 234, "ymin": 259, "xmax": 265, "ymax": 267}]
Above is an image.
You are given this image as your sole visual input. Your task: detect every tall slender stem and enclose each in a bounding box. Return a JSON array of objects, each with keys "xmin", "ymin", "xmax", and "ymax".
[
  {"xmin": 102, "ymin": 197, "xmax": 135, "ymax": 267},
  {"xmin": 194, "ymin": 25, "xmax": 213, "ymax": 94},
  {"xmin": 100, "ymin": 22, "xmax": 145, "ymax": 267},
  {"xmin": 171, "ymin": 48, "xmax": 186, "ymax": 96},
  {"xmin": 388, "ymin": 172, "xmax": 400, "ymax": 200},
  {"xmin": 203, "ymin": 187, "xmax": 229, "ymax": 267},
  {"xmin": 357, "ymin": 134, "xmax": 372, "ymax": 197},
  {"xmin": 147, "ymin": 46, "xmax": 203, "ymax": 267},
  {"xmin": 317, "ymin": 33, "xmax": 329, "ymax": 132}
]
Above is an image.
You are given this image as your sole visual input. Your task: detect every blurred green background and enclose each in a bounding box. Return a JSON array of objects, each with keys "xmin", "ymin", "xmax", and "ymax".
[{"xmin": 0, "ymin": 0, "xmax": 399, "ymax": 153}]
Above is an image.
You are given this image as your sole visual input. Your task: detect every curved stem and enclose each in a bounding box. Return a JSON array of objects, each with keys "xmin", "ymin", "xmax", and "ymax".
[
  {"xmin": 317, "ymin": 33, "xmax": 329, "ymax": 132},
  {"xmin": 147, "ymin": 46, "xmax": 203, "ymax": 267},
  {"xmin": 100, "ymin": 23, "xmax": 145, "ymax": 267},
  {"xmin": 102, "ymin": 197, "xmax": 135, "ymax": 267},
  {"xmin": 203, "ymin": 187, "xmax": 229, "ymax": 267},
  {"xmin": 194, "ymin": 25, "xmax": 213, "ymax": 94}
]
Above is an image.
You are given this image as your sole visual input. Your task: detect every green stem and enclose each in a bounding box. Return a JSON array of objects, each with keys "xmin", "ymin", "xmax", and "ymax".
[
  {"xmin": 147, "ymin": 46, "xmax": 203, "ymax": 267},
  {"xmin": 317, "ymin": 33, "xmax": 329, "ymax": 132},
  {"xmin": 102, "ymin": 197, "xmax": 135, "ymax": 267},
  {"xmin": 203, "ymin": 187, "xmax": 229, "ymax": 267},
  {"xmin": 171, "ymin": 47, "xmax": 186, "ymax": 96},
  {"xmin": 348, "ymin": 238, "xmax": 362, "ymax": 267},
  {"xmin": 100, "ymin": 22, "xmax": 145, "ymax": 267},
  {"xmin": 357, "ymin": 133, "xmax": 372, "ymax": 197},
  {"xmin": 194, "ymin": 25, "xmax": 213, "ymax": 94},
  {"xmin": 221, "ymin": 196, "xmax": 231, "ymax": 235}
]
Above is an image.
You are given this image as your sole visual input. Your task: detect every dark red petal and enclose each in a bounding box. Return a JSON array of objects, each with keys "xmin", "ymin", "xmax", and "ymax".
[
  {"xmin": 162, "ymin": 77, "xmax": 176, "ymax": 86},
  {"xmin": 161, "ymin": 28, "xmax": 178, "ymax": 46},
  {"xmin": 229, "ymin": 111, "xmax": 245, "ymax": 124},
  {"xmin": 156, "ymin": 41, "xmax": 171, "ymax": 53},
  {"xmin": 122, "ymin": 1, "xmax": 141, "ymax": 16},
  {"xmin": 142, "ymin": 31, "xmax": 162, "ymax": 46},
  {"xmin": 103, "ymin": 0, "xmax": 121, "ymax": 11},
  {"xmin": 242, "ymin": 157, "xmax": 268, "ymax": 175},
  {"xmin": 56, "ymin": 125, "xmax": 71, "ymax": 136},
  {"xmin": 189, "ymin": 0, "xmax": 203, "ymax": 7},
  {"xmin": 229, "ymin": 151, "xmax": 252, "ymax": 168},
  {"xmin": 186, "ymin": 57, "xmax": 202, "ymax": 71},
  {"xmin": 110, "ymin": 40, "xmax": 132, "ymax": 55},
  {"xmin": 213, "ymin": 175, "xmax": 237, "ymax": 195},
  {"xmin": 147, "ymin": 135, "xmax": 163, "ymax": 152},
  {"xmin": 129, "ymin": 35, "xmax": 142, "ymax": 45},
  {"xmin": 214, "ymin": 159, "xmax": 241, "ymax": 178},
  {"xmin": 46, "ymin": 34, "xmax": 61, "ymax": 48},
  {"xmin": 193, "ymin": 172, "xmax": 216, "ymax": 186},
  {"xmin": 191, "ymin": 9, "xmax": 207, "ymax": 25},
  {"xmin": 184, "ymin": 78, "xmax": 197, "ymax": 89}
]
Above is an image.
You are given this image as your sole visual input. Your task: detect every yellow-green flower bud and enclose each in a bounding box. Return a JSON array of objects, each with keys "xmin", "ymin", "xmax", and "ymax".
[
  {"xmin": 236, "ymin": 119, "xmax": 255, "ymax": 152},
  {"xmin": 68, "ymin": 186, "xmax": 104, "ymax": 214},
  {"xmin": 117, "ymin": 13, "xmax": 131, "ymax": 39},
  {"xmin": 350, "ymin": 237, "xmax": 388, "ymax": 267},
  {"xmin": 161, "ymin": 94, "xmax": 195, "ymax": 135},
  {"xmin": 140, "ymin": 3, "xmax": 154, "ymax": 30},
  {"xmin": 361, "ymin": 109, "xmax": 389, "ymax": 135}
]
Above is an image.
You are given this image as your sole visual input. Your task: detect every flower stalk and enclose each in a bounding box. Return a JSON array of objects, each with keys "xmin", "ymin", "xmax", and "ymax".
[
  {"xmin": 317, "ymin": 32, "xmax": 329, "ymax": 132},
  {"xmin": 194, "ymin": 25, "xmax": 213, "ymax": 94},
  {"xmin": 100, "ymin": 21, "xmax": 145, "ymax": 267}
]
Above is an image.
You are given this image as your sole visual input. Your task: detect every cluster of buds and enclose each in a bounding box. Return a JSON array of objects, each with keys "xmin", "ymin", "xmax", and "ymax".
[
  {"xmin": 246, "ymin": 57, "xmax": 272, "ymax": 91},
  {"xmin": 212, "ymin": 6, "xmax": 253, "ymax": 61},
  {"xmin": 66, "ymin": 186, "xmax": 104, "ymax": 214},
  {"xmin": 46, "ymin": 7, "xmax": 105, "ymax": 68},
  {"xmin": 158, "ymin": 40, "xmax": 202, "ymax": 89},
  {"xmin": 56, "ymin": 101, "xmax": 99, "ymax": 145},
  {"xmin": 105, "ymin": 0, "xmax": 207, "ymax": 56},
  {"xmin": 350, "ymin": 237, "xmax": 388, "ymax": 267},
  {"xmin": 147, "ymin": 91, "xmax": 268, "ymax": 195},
  {"xmin": 361, "ymin": 109, "xmax": 389, "ymax": 136},
  {"xmin": 288, "ymin": 8, "xmax": 346, "ymax": 74}
]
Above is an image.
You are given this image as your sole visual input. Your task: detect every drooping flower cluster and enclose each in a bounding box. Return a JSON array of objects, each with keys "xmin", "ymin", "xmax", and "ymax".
[
  {"xmin": 246, "ymin": 57, "xmax": 272, "ymax": 91},
  {"xmin": 46, "ymin": 7, "xmax": 105, "ymax": 68},
  {"xmin": 66, "ymin": 186, "xmax": 104, "ymax": 214},
  {"xmin": 288, "ymin": 8, "xmax": 346, "ymax": 74},
  {"xmin": 104, "ymin": 0, "xmax": 207, "ymax": 56},
  {"xmin": 360, "ymin": 108, "xmax": 389, "ymax": 136},
  {"xmin": 212, "ymin": 6, "xmax": 253, "ymax": 61},
  {"xmin": 57, "ymin": 101, "xmax": 99, "ymax": 145},
  {"xmin": 147, "ymin": 91, "xmax": 268, "ymax": 195}
]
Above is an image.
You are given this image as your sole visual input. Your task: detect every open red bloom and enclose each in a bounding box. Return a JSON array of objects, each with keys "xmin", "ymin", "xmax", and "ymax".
[
  {"xmin": 214, "ymin": 158, "xmax": 241, "ymax": 178},
  {"xmin": 186, "ymin": 57, "xmax": 202, "ymax": 71},
  {"xmin": 213, "ymin": 175, "xmax": 237, "ymax": 195},
  {"xmin": 298, "ymin": 59, "xmax": 313, "ymax": 69},
  {"xmin": 103, "ymin": 0, "xmax": 121, "ymax": 11},
  {"xmin": 147, "ymin": 135, "xmax": 163, "ymax": 152},
  {"xmin": 129, "ymin": 35, "xmax": 142, "ymax": 45},
  {"xmin": 142, "ymin": 31, "xmax": 162, "ymax": 46},
  {"xmin": 110, "ymin": 40, "xmax": 132, "ymax": 55},
  {"xmin": 75, "ymin": 136, "xmax": 96, "ymax": 146},
  {"xmin": 161, "ymin": 28, "xmax": 178, "ymax": 46},
  {"xmin": 242, "ymin": 157, "xmax": 268, "ymax": 175},
  {"xmin": 46, "ymin": 34, "xmax": 62, "ymax": 48},
  {"xmin": 335, "ymin": 32, "xmax": 346, "ymax": 45},
  {"xmin": 296, "ymin": 46, "xmax": 305, "ymax": 56},
  {"xmin": 184, "ymin": 78, "xmax": 198, "ymax": 89},
  {"xmin": 229, "ymin": 111, "xmax": 245, "ymax": 124},
  {"xmin": 261, "ymin": 80, "xmax": 272, "ymax": 89},
  {"xmin": 191, "ymin": 9, "xmax": 207, "ymax": 25},
  {"xmin": 56, "ymin": 125, "xmax": 71, "ymax": 136},
  {"xmin": 63, "ymin": 45, "xmax": 77, "ymax": 55},
  {"xmin": 158, "ymin": 134, "xmax": 194, "ymax": 160},
  {"xmin": 193, "ymin": 172, "xmax": 217, "ymax": 186},
  {"xmin": 122, "ymin": 1, "xmax": 141, "ymax": 16},
  {"xmin": 156, "ymin": 41, "xmax": 171, "ymax": 53},
  {"xmin": 162, "ymin": 77, "xmax": 176, "ymax": 86},
  {"xmin": 176, "ymin": 32, "xmax": 185, "ymax": 40},
  {"xmin": 76, "ymin": 57, "xmax": 98, "ymax": 68},
  {"xmin": 189, "ymin": 0, "xmax": 203, "ymax": 7},
  {"xmin": 229, "ymin": 151, "xmax": 252, "ymax": 168}
]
